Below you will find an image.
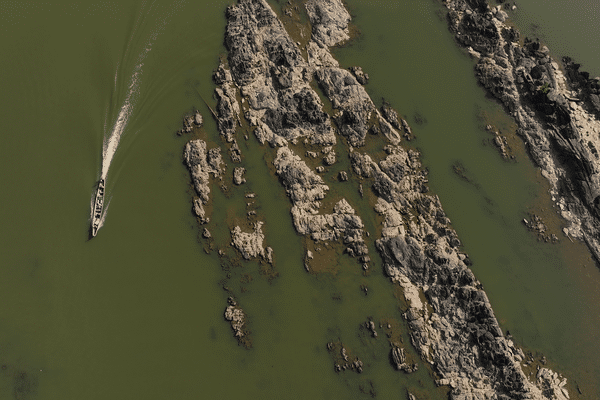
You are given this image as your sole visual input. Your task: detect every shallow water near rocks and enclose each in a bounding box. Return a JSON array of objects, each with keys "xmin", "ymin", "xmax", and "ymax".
[
  {"xmin": 0, "ymin": 0, "xmax": 599, "ymax": 399},
  {"xmin": 334, "ymin": 0, "xmax": 600, "ymax": 397},
  {"xmin": 497, "ymin": 0, "xmax": 600, "ymax": 77}
]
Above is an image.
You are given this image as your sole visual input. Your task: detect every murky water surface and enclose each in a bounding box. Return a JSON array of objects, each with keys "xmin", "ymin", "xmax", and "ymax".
[{"xmin": 0, "ymin": 0, "xmax": 598, "ymax": 399}]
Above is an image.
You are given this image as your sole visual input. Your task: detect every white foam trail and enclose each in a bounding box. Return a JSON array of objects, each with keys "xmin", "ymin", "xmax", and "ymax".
[
  {"xmin": 100, "ymin": 1, "xmax": 160, "ymax": 181},
  {"xmin": 101, "ymin": 68, "xmax": 139, "ymax": 179},
  {"xmin": 100, "ymin": 39, "xmax": 154, "ymax": 180},
  {"xmin": 91, "ymin": 1, "xmax": 171, "ymax": 236}
]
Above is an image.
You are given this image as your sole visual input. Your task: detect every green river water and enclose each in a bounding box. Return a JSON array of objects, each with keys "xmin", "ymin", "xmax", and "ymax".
[{"xmin": 0, "ymin": 0, "xmax": 598, "ymax": 399}]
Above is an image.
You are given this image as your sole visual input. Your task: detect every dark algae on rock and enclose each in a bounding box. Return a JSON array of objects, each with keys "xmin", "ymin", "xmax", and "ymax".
[{"xmin": 181, "ymin": 0, "xmax": 572, "ymax": 398}]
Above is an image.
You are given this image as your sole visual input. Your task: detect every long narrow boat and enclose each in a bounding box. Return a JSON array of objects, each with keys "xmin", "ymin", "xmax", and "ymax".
[{"xmin": 90, "ymin": 178, "xmax": 105, "ymax": 237}]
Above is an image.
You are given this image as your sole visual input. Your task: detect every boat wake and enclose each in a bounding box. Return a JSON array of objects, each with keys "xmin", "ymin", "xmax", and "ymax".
[{"xmin": 91, "ymin": 1, "xmax": 163, "ymax": 237}]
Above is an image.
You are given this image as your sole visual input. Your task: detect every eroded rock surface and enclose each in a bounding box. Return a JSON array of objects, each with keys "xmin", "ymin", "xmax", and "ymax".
[
  {"xmin": 274, "ymin": 146, "xmax": 369, "ymax": 266},
  {"xmin": 349, "ymin": 141, "xmax": 567, "ymax": 398},
  {"xmin": 187, "ymin": 1, "xmax": 571, "ymax": 398},
  {"xmin": 445, "ymin": 0, "xmax": 600, "ymax": 265},
  {"xmin": 224, "ymin": 297, "xmax": 250, "ymax": 348},
  {"xmin": 316, "ymin": 67, "xmax": 402, "ymax": 147},
  {"xmin": 183, "ymin": 139, "xmax": 225, "ymax": 223},
  {"xmin": 233, "ymin": 166, "xmax": 247, "ymax": 185},
  {"xmin": 224, "ymin": 0, "xmax": 336, "ymax": 147},
  {"xmin": 231, "ymin": 221, "xmax": 271, "ymax": 261},
  {"xmin": 305, "ymin": 0, "xmax": 351, "ymax": 48}
]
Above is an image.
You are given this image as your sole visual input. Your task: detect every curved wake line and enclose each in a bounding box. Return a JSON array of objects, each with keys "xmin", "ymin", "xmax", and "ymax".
[
  {"xmin": 92, "ymin": 1, "xmax": 166, "ymax": 236},
  {"xmin": 101, "ymin": 68, "xmax": 139, "ymax": 179},
  {"xmin": 100, "ymin": 4, "xmax": 161, "ymax": 180},
  {"xmin": 100, "ymin": 0, "xmax": 165, "ymax": 181}
]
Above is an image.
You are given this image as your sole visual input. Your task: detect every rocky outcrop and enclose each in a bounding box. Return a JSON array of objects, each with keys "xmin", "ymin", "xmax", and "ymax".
[
  {"xmin": 233, "ymin": 166, "xmax": 246, "ymax": 185},
  {"xmin": 224, "ymin": 297, "xmax": 250, "ymax": 348},
  {"xmin": 274, "ymin": 146, "xmax": 369, "ymax": 266},
  {"xmin": 231, "ymin": 221, "xmax": 272, "ymax": 262},
  {"xmin": 207, "ymin": 0, "xmax": 569, "ymax": 398},
  {"xmin": 445, "ymin": 0, "xmax": 600, "ymax": 265},
  {"xmin": 183, "ymin": 139, "xmax": 225, "ymax": 223},
  {"xmin": 224, "ymin": 0, "xmax": 336, "ymax": 147},
  {"xmin": 305, "ymin": 0, "xmax": 351, "ymax": 48},
  {"xmin": 350, "ymin": 139, "xmax": 567, "ymax": 398},
  {"xmin": 213, "ymin": 61, "xmax": 241, "ymax": 144},
  {"xmin": 316, "ymin": 67, "xmax": 402, "ymax": 147},
  {"xmin": 536, "ymin": 368, "xmax": 570, "ymax": 400},
  {"xmin": 323, "ymin": 146, "xmax": 336, "ymax": 165},
  {"xmin": 178, "ymin": 109, "xmax": 203, "ymax": 135},
  {"xmin": 273, "ymin": 146, "xmax": 329, "ymax": 206}
]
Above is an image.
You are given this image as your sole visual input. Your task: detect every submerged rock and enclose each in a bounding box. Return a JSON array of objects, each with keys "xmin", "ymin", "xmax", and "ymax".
[
  {"xmin": 327, "ymin": 341, "xmax": 365, "ymax": 374},
  {"xmin": 390, "ymin": 346, "xmax": 418, "ymax": 374}
]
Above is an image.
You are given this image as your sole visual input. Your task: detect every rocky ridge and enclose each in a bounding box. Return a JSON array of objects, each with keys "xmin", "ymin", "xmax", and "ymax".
[
  {"xmin": 311, "ymin": 0, "xmax": 567, "ymax": 398},
  {"xmin": 274, "ymin": 146, "xmax": 369, "ymax": 268},
  {"xmin": 219, "ymin": 0, "xmax": 371, "ymax": 270},
  {"xmin": 444, "ymin": 0, "xmax": 600, "ymax": 265},
  {"xmin": 189, "ymin": 0, "xmax": 569, "ymax": 398},
  {"xmin": 183, "ymin": 139, "xmax": 225, "ymax": 224},
  {"xmin": 350, "ymin": 142, "xmax": 568, "ymax": 399}
]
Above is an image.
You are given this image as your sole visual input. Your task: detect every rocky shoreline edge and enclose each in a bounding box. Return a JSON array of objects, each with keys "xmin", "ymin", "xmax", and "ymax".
[
  {"xmin": 181, "ymin": 0, "xmax": 571, "ymax": 398},
  {"xmin": 442, "ymin": 0, "xmax": 600, "ymax": 266}
]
